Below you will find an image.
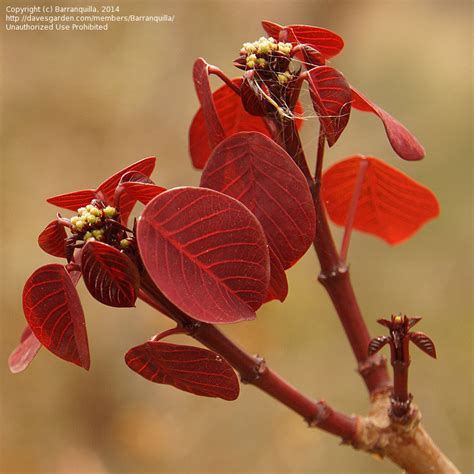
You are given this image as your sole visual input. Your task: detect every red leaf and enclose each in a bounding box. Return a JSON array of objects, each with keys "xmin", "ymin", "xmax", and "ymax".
[
  {"xmin": 96, "ymin": 156, "xmax": 156, "ymax": 203},
  {"xmin": 265, "ymin": 248, "xmax": 288, "ymax": 303},
  {"xmin": 47, "ymin": 189, "xmax": 97, "ymax": 211},
  {"xmin": 38, "ymin": 220, "xmax": 67, "ymax": 258},
  {"xmin": 322, "ymin": 156, "xmax": 440, "ymax": 244},
  {"xmin": 23, "ymin": 264, "xmax": 90, "ymax": 369},
  {"xmin": 409, "ymin": 332, "xmax": 437, "ymax": 358},
  {"xmin": 240, "ymin": 72, "xmax": 271, "ymax": 117},
  {"xmin": 351, "ymin": 88, "xmax": 425, "ymax": 161},
  {"xmin": 189, "ymin": 77, "xmax": 304, "ymax": 169},
  {"xmin": 137, "ymin": 187, "xmax": 270, "ymax": 324},
  {"xmin": 307, "ymin": 66, "xmax": 352, "ymax": 146},
  {"xmin": 81, "ymin": 241, "xmax": 139, "ymax": 308},
  {"xmin": 261, "ymin": 20, "xmax": 344, "ymax": 60},
  {"xmin": 200, "ymin": 132, "xmax": 316, "ymax": 269},
  {"xmin": 125, "ymin": 341, "xmax": 240, "ymax": 400},
  {"xmin": 192, "ymin": 58, "xmax": 226, "ymax": 151},
  {"xmin": 8, "ymin": 326, "xmax": 42, "ymax": 374},
  {"xmin": 119, "ymin": 182, "xmax": 166, "ymax": 205},
  {"xmin": 368, "ymin": 336, "xmax": 391, "ymax": 356}
]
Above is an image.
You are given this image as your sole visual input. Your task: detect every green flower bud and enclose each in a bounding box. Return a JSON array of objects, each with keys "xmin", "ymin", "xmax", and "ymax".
[{"xmin": 83, "ymin": 231, "xmax": 93, "ymax": 241}]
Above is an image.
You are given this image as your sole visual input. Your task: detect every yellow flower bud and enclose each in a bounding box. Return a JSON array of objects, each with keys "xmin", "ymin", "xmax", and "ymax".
[
  {"xmin": 103, "ymin": 206, "xmax": 117, "ymax": 218},
  {"xmin": 83, "ymin": 231, "xmax": 93, "ymax": 241},
  {"xmin": 120, "ymin": 239, "xmax": 130, "ymax": 248}
]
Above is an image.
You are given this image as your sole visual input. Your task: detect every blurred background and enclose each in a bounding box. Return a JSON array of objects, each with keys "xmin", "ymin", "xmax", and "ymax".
[{"xmin": 1, "ymin": 1, "xmax": 472, "ymax": 472}]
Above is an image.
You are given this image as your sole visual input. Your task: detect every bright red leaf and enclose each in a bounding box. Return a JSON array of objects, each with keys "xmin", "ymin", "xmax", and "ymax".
[
  {"xmin": 200, "ymin": 132, "xmax": 316, "ymax": 270},
  {"xmin": 96, "ymin": 156, "xmax": 156, "ymax": 203},
  {"xmin": 322, "ymin": 156, "xmax": 440, "ymax": 244},
  {"xmin": 351, "ymin": 88, "xmax": 425, "ymax": 161},
  {"xmin": 23, "ymin": 264, "xmax": 90, "ymax": 369},
  {"xmin": 47, "ymin": 157, "xmax": 156, "ymax": 224},
  {"xmin": 81, "ymin": 240, "xmax": 139, "ymax": 308},
  {"xmin": 38, "ymin": 220, "xmax": 67, "ymax": 258},
  {"xmin": 125, "ymin": 341, "xmax": 240, "ymax": 400},
  {"xmin": 261, "ymin": 20, "xmax": 344, "ymax": 60},
  {"xmin": 8, "ymin": 326, "xmax": 42, "ymax": 374},
  {"xmin": 189, "ymin": 78, "xmax": 304, "ymax": 169},
  {"xmin": 307, "ymin": 66, "xmax": 352, "ymax": 146},
  {"xmin": 137, "ymin": 187, "xmax": 270, "ymax": 324},
  {"xmin": 119, "ymin": 182, "xmax": 166, "ymax": 205},
  {"xmin": 46, "ymin": 189, "xmax": 97, "ymax": 212}
]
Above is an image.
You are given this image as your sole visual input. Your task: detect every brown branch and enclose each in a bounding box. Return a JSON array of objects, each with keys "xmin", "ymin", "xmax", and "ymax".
[{"xmin": 354, "ymin": 394, "xmax": 460, "ymax": 474}]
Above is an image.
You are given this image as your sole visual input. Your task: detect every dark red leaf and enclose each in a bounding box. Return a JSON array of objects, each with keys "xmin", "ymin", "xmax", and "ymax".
[
  {"xmin": 96, "ymin": 156, "xmax": 156, "ymax": 203},
  {"xmin": 81, "ymin": 241, "xmax": 139, "ymax": 308},
  {"xmin": 351, "ymin": 88, "xmax": 425, "ymax": 161},
  {"xmin": 137, "ymin": 187, "xmax": 270, "ymax": 324},
  {"xmin": 322, "ymin": 156, "xmax": 440, "ymax": 244},
  {"xmin": 119, "ymin": 182, "xmax": 166, "ymax": 205},
  {"xmin": 368, "ymin": 336, "xmax": 391, "ymax": 356},
  {"xmin": 8, "ymin": 326, "xmax": 42, "ymax": 374},
  {"xmin": 23, "ymin": 264, "xmax": 90, "ymax": 369},
  {"xmin": 307, "ymin": 66, "xmax": 352, "ymax": 146},
  {"xmin": 125, "ymin": 341, "xmax": 239, "ymax": 400},
  {"xmin": 261, "ymin": 20, "xmax": 344, "ymax": 60},
  {"xmin": 47, "ymin": 189, "xmax": 97, "ymax": 211},
  {"xmin": 265, "ymin": 248, "xmax": 288, "ymax": 303},
  {"xmin": 200, "ymin": 132, "xmax": 316, "ymax": 269},
  {"xmin": 189, "ymin": 77, "xmax": 304, "ymax": 169},
  {"xmin": 192, "ymin": 58, "xmax": 226, "ymax": 151},
  {"xmin": 409, "ymin": 332, "xmax": 437, "ymax": 358},
  {"xmin": 240, "ymin": 72, "xmax": 271, "ymax": 117},
  {"xmin": 38, "ymin": 220, "xmax": 67, "ymax": 258}
]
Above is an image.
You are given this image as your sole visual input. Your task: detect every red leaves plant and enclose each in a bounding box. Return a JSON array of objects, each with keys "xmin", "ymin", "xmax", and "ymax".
[
  {"xmin": 189, "ymin": 77, "xmax": 304, "ymax": 169},
  {"xmin": 200, "ymin": 132, "xmax": 315, "ymax": 300},
  {"xmin": 125, "ymin": 341, "xmax": 239, "ymax": 400},
  {"xmin": 322, "ymin": 156, "xmax": 439, "ymax": 244},
  {"xmin": 307, "ymin": 66, "xmax": 352, "ymax": 146},
  {"xmin": 351, "ymin": 88, "xmax": 425, "ymax": 161},
  {"xmin": 22, "ymin": 264, "xmax": 90, "ymax": 369},
  {"xmin": 137, "ymin": 187, "xmax": 270, "ymax": 324},
  {"xmin": 81, "ymin": 240, "xmax": 139, "ymax": 308}
]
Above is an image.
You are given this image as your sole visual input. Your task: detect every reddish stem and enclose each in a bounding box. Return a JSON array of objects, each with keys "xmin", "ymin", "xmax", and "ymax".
[
  {"xmin": 151, "ymin": 326, "xmax": 188, "ymax": 342},
  {"xmin": 281, "ymin": 120, "xmax": 391, "ymax": 395},
  {"xmin": 139, "ymin": 271, "xmax": 357, "ymax": 440},
  {"xmin": 340, "ymin": 159, "xmax": 369, "ymax": 263}
]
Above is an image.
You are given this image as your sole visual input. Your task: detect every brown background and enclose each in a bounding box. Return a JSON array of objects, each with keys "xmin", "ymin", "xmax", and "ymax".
[{"xmin": 1, "ymin": 1, "xmax": 472, "ymax": 472}]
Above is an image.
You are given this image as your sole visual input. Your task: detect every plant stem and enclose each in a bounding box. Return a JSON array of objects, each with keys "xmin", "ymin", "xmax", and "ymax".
[
  {"xmin": 390, "ymin": 334, "xmax": 412, "ymax": 420},
  {"xmin": 340, "ymin": 159, "xmax": 369, "ymax": 263},
  {"xmin": 139, "ymin": 271, "xmax": 357, "ymax": 441},
  {"xmin": 280, "ymin": 119, "xmax": 391, "ymax": 395}
]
